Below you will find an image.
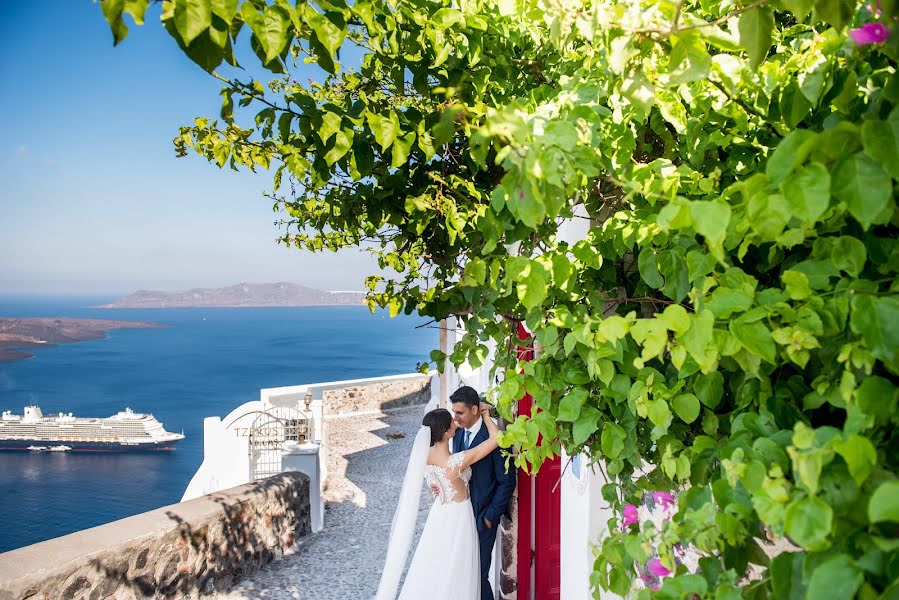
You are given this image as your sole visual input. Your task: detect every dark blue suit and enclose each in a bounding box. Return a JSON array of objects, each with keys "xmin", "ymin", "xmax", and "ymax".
[{"xmin": 453, "ymin": 421, "xmax": 517, "ymax": 600}]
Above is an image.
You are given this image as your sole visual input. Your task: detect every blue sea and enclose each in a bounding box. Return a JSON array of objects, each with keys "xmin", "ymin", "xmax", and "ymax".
[{"xmin": 0, "ymin": 296, "xmax": 434, "ymax": 553}]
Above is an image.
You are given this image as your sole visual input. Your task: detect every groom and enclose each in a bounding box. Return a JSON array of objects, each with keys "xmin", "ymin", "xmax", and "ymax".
[{"xmin": 450, "ymin": 386, "xmax": 517, "ymax": 600}]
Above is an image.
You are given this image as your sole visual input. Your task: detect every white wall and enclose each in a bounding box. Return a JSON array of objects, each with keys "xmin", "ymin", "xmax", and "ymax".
[{"xmin": 560, "ymin": 450, "xmax": 620, "ymax": 600}]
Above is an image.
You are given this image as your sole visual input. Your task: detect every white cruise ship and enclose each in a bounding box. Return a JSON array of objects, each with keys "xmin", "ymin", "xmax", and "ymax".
[{"xmin": 0, "ymin": 406, "xmax": 184, "ymax": 451}]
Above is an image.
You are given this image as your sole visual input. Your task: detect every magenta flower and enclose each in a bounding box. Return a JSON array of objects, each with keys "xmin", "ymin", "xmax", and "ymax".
[
  {"xmin": 621, "ymin": 504, "xmax": 639, "ymax": 528},
  {"xmin": 648, "ymin": 558, "xmax": 672, "ymax": 577},
  {"xmin": 653, "ymin": 491, "xmax": 676, "ymax": 511},
  {"xmin": 851, "ymin": 22, "xmax": 891, "ymax": 44}
]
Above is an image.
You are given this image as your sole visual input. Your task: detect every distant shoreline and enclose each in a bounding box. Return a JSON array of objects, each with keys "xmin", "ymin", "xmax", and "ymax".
[
  {"xmin": 99, "ymin": 282, "xmax": 366, "ymax": 309},
  {"xmin": 0, "ymin": 318, "xmax": 166, "ymax": 363}
]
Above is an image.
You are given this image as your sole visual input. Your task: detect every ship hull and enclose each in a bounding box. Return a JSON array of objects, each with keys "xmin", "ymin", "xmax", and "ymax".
[{"xmin": 0, "ymin": 439, "xmax": 181, "ymax": 452}]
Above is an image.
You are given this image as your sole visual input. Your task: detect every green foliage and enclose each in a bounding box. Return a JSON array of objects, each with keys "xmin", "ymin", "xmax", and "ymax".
[{"xmin": 100, "ymin": 0, "xmax": 899, "ymax": 597}]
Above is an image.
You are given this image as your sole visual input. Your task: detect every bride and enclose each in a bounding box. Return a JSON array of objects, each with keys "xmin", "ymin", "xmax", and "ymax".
[{"xmin": 375, "ymin": 402, "xmax": 500, "ymax": 600}]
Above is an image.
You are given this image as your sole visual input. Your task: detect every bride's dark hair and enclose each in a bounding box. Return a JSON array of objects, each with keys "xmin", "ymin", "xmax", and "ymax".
[{"xmin": 422, "ymin": 408, "xmax": 453, "ymax": 446}]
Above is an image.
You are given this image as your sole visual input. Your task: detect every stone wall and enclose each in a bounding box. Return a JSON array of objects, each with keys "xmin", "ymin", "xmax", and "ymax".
[
  {"xmin": 499, "ymin": 489, "xmax": 519, "ymax": 600},
  {"xmin": 323, "ymin": 374, "xmax": 430, "ymax": 415},
  {"xmin": 0, "ymin": 473, "xmax": 311, "ymax": 600}
]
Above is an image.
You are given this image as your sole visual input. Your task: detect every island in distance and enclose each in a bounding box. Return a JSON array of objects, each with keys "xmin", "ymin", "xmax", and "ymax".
[
  {"xmin": 100, "ymin": 282, "xmax": 366, "ymax": 309},
  {"xmin": 0, "ymin": 318, "xmax": 165, "ymax": 362}
]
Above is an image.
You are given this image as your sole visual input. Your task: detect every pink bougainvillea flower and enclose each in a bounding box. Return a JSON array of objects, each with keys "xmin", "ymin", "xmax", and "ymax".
[
  {"xmin": 648, "ymin": 558, "xmax": 672, "ymax": 577},
  {"xmin": 652, "ymin": 491, "xmax": 676, "ymax": 511},
  {"xmin": 851, "ymin": 22, "xmax": 891, "ymax": 45},
  {"xmin": 621, "ymin": 504, "xmax": 639, "ymax": 528}
]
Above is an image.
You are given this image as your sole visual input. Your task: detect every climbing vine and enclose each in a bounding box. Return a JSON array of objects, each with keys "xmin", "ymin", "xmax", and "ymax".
[{"xmin": 101, "ymin": 0, "xmax": 898, "ymax": 597}]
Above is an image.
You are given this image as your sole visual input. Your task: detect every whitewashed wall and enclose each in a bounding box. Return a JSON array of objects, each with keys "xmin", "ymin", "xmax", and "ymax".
[{"xmin": 560, "ymin": 450, "xmax": 621, "ymax": 600}]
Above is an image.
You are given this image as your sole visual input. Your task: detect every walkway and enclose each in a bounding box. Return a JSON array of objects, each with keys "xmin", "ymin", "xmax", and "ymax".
[{"xmin": 214, "ymin": 404, "xmax": 430, "ymax": 599}]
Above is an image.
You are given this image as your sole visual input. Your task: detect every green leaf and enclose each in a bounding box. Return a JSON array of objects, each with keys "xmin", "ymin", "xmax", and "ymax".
[
  {"xmin": 747, "ymin": 191, "xmax": 790, "ymax": 241},
  {"xmin": 318, "ymin": 111, "xmax": 343, "ymax": 144},
  {"xmin": 782, "ymin": 162, "xmax": 831, "ymax": 224},
  {"xmin": 305, "ymin": 7, "xmax": 345, "ymax": 60},
  {"xmin": 784, "ymin": 495, "xmax": 833, "ymax": 550},
  {"xmin": 601, "ymin": 422, "xmax": 627, "ymax": 458},
  {"xmin": 102, "ymin": 0, "xmax": 151, "ymax": 45},
  {"xmin": 730, "ymin": 319, "xmax": 776, "ymax": 364},
  {"xmin": 686, "ymin": 250, "xmax": 716, "ymax": 282},
  {"xmin": 782, "ymin": 270, "xmax": 812, "ymax": 300},
  {"xmin": 862, "ymin": 109, "xmax": 899, "ymax": 180},
  {"xmin": 694, "ymin": 371, "xmax": 724, "ymax": 409},
  {"xmin": 543, "ymin": 121, "xmax": 578, "ymax": 151},
  {"xmin": 805, "ymin": 555, "xmax": 863, "ymax": 600},
  {"xmin": 673, "ymin": 393, "xmax": 700, "ymax": 423},
  {"xmin": 668, "ymin": 34, "xmax": 712, "ymax": 85},
  {"xmin": 689, "ymin": 201, "xmax": 731, "ymax": 259},
  {"xmin": 868, "ymin": 481, "xmax": 899, "ymax": 523},
  {"xmin": 832, "ymin": 434, "xmax": 877, "ymax": 485},
  {"xmin": 707, "ymin": 286, "xmax": 754, "ymax": 319},
  {"xmin": 660, "ymin": 304, "xmax": 690, "ymax": 334},
  {"xmin": 738, "ymin": 7, "xmax": 774, "ymax": 70},
  {"xmin": 368, "ymin": 111, "xmax": 399, "ymax": 152},
  {"xmin": 771, "ymin": 552, "xmax": 806, "ymax": 600},
  {"xmin": 767, "ymin": 130, "xmax": 818, "ymax": 186},
  {"xmin": 833, "ymin": 154, "xmax": 893, "ymax": 231},
  {"xmin": 619, "ymin": 73, "xmax": 655, "ymax": 114},
  {"xmin": 517, "ymin": 262, "xmax": 547, "ymax": 310},
  {"xmin": 682, "ymin": 310, "xmax": 717, "ymax": 372},
  {"xmin": 175, "ymin": 0, "xmax": 213, "ymax": 46},
  {"xmin": 558, "ymin": 388, "xmax": 589, "ymax": 421},
  {"xmin": 572, "ymin": 406, "xmax": 601, "ymax": 445},
  {"xmin": 814, "ymin": 0, "xmax": 854, "ymax": 30},
  {"xmin": 638, "ymin": 248, "xmax": 664, "ymax": 289},
  {"xmin": 850, "ymin": 296, "xmax": 899, "ymax": 373},
  {"xmin": 855, "ymin": 376, "xmax": 898, "ymax": 420},
  {"xmin": 647, "ymin": 399, "xmax": 671, "ymax": 428},
  {"xmin": 657, "ymin": 249, "xmax": 690, "ymax": 302},
  {"xmin": 431, "ymin": 7, "xmax": 464, "ymax": 28},
  {"xmin": 324, "ymin": 129, "xmax": 353, "ymax": 165},
  {"xmin": 830, "ymin": 236, "xmax": 867, "ymax": 277},
  {"xmin": 391, "ymin": 132, "xmax": 415, "ymax": 168}
]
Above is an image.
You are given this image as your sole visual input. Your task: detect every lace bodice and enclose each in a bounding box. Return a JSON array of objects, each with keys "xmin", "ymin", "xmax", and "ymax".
[{"xmin": 424, "ymin": 451, "xmax": 472, "ymax": 504}]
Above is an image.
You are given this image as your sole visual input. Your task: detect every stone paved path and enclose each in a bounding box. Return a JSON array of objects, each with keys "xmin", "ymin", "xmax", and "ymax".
[{"xmin": 214, "ymin": 405, "xmax": 431, "ymax": 600}]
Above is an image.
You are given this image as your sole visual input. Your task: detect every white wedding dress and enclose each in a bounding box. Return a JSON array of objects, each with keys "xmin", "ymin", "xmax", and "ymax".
[{"xmin": 398, "ymin": 451, "xmax": 480, "ymax": 599}]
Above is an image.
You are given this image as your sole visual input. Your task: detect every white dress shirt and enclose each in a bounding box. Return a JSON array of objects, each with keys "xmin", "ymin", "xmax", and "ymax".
[{"xmin": 458, "ymin": 416, "xmax": 483, "ymax": 451}]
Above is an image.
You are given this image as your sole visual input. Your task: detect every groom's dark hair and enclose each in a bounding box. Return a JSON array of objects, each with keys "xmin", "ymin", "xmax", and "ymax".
[
  {"xmin": 422, "ymin": 409, "xmax": 453, "ymax": 446},
  {"xmin": 449, "ymin": 385, "xmax": 480, "ymax": 409}
]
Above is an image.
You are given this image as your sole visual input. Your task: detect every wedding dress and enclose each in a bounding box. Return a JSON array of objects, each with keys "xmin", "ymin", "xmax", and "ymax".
[
  {"xmin": 374, "ymin": 399, "xmax": 481, "ymax": 600},
  {"xmin": 397, "ymin": 451, "xmax": 480, "ymax": 599}
]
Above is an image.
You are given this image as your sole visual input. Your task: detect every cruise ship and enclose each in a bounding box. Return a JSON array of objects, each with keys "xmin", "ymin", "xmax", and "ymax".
[{"xmin": 0, "ymin": 406, "xmax": 184, "ymax": 451}]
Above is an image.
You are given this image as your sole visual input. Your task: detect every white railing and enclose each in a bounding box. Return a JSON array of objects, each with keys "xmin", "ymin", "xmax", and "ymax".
[{"xmin": 181, "ymin": 372, "xmax": 436, "ymax": 532}]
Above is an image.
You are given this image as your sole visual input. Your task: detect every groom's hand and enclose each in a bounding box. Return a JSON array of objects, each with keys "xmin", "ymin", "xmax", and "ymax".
[{"xmin": 483, "ymin": 517, "xmax": 493, "ymax": 529}]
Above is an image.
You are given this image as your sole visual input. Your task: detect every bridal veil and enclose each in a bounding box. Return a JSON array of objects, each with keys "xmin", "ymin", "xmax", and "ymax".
[{"xmin": 374, "ymin": 395, "xmax": 438, "ymax": 600}]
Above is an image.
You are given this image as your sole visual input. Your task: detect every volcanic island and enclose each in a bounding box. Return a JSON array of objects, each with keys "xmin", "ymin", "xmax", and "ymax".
[{"xmin": 0, "ymin": 318, "xmax": 165, "ymax": 362}]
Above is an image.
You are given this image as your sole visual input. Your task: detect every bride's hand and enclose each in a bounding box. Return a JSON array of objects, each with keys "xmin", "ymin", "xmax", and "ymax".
[{"xmin": 479, "ymin": 402, "xmax": 492, "ymax": 416}]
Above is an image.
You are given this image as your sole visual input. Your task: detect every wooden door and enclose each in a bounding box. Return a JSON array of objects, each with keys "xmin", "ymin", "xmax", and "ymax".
[{"xmin": 515, "ymin": 322, "xmax": 561, "ymax": 600}]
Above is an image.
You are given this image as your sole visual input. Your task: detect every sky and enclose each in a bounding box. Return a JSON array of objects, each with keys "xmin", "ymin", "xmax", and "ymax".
[{"xmin": 0, "ymin": 2, "xmax": 377, "ymax": 295}]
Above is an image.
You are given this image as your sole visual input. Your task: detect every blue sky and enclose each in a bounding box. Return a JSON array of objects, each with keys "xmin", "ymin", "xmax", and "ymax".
[{"xmin": 0, "ymin": 2, "xmax": 375, "ymax": 294}]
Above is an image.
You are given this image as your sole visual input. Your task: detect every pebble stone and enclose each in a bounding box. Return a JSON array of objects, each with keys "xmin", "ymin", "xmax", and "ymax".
[{"xmin": 213, "ymin": 405, "xmax": 431, "ymax": 600}]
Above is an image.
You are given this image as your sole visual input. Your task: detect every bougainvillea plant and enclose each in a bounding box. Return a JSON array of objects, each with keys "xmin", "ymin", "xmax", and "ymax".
[{"xmin": 101, "ymin": 0, "xmax": 898, "ymax": 597}]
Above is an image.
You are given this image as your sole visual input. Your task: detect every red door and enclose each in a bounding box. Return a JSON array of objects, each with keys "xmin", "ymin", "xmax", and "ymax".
[{"xmin": 515, "ymin": 323, "xmax": 561, "ymax": 600}]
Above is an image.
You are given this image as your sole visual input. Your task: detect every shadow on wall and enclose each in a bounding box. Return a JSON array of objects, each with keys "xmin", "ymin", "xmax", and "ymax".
[{"xmin": 0, "ymin": 473, "xmax": 311, "ymax": 600}]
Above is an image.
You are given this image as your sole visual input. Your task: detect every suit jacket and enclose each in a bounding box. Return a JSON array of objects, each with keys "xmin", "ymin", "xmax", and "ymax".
[{"xmin": 453, "ymin": 422, "xmax": 517, "ymax": 528}]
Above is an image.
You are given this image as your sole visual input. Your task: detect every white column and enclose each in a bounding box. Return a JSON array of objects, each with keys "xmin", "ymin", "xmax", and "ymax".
[{"xmin": 282, "ymin": 443, "xmax": 324, "ymax": 533}]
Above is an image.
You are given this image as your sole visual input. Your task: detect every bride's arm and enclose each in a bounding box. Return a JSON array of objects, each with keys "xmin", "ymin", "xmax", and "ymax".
[{"xmin": 459, "ymin": 403, "xmax": 500, "ymax": 470}]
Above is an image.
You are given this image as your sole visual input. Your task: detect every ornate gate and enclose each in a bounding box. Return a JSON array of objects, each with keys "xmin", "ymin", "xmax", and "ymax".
[{"xmin": 248, "ymin": 406, "xmax": 311, "ymax": 480}]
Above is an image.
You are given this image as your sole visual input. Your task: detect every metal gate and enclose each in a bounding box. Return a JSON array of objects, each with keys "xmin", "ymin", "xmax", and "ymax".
[{"xmin": 248, "ymin": 406, "xmax": 312, "ymax": 480}]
